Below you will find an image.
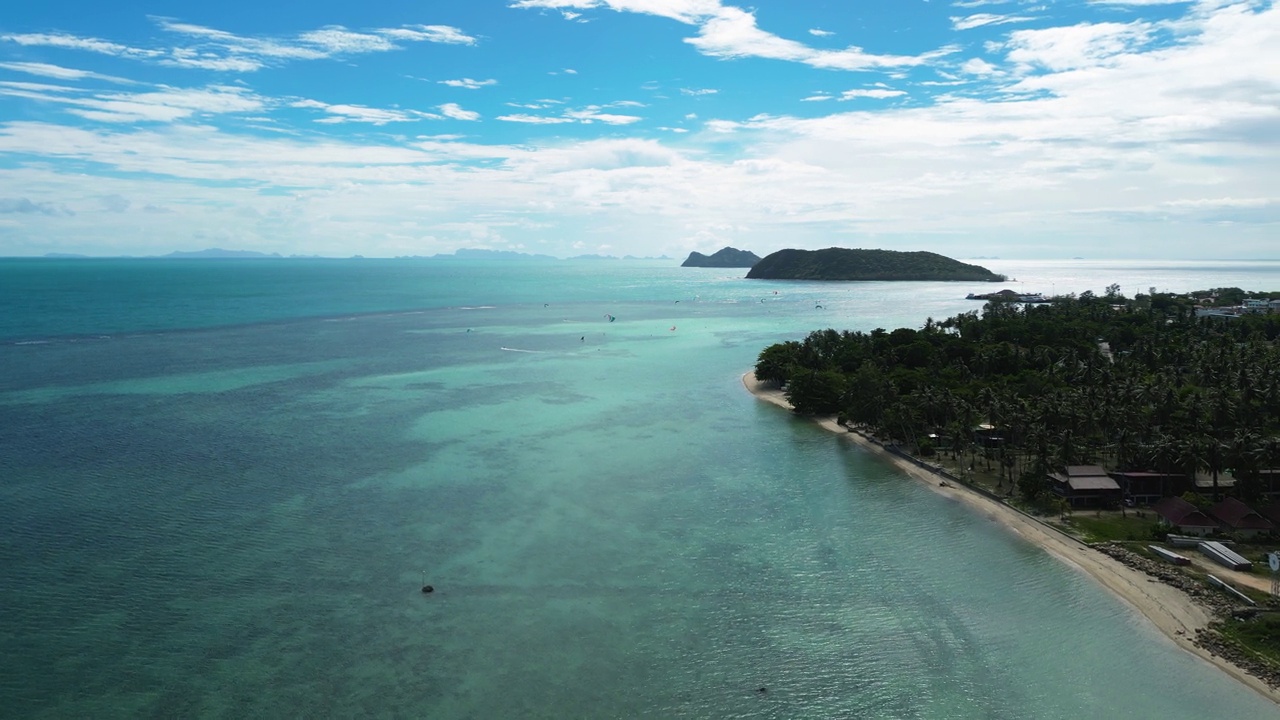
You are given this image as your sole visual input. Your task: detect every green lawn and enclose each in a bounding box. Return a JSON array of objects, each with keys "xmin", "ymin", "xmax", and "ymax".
[
  {"xmin": 1217, "ymin": 612, "xmax": 1280, "ymax": 667},
  {"xmin": 1058, "ymin": 512, "xmax": 1160, "ymax": 543}
]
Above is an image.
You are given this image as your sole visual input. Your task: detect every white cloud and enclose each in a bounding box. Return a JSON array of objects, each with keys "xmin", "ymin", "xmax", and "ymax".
[
  {"xmin": 1002, "ymin": 21, "xmax": 1155, "ymax": 71},
  {"xmin": 440, "ymin": 78, "xmax": 498, "ymax": 89},
  {"xmin": 1, "ymin": 32, "xmax": 163, "ymax": 60},
  {"xmin": 497, "ymin": 114, "xmax": 576, "ymax": 123},
  {"xmin": 0, "ymin": 80, "xmax": 91, "ymax": 96},
  {"xmin": 298, "ymin": 28, "xmax": 397, "ymax": 54},
  {"xmin": 440, "ymin": 103, "xmax": 481, "ymax": 121},
  {"xmin": 809, "ymin": 28, "xmax": 835, "ymax": 37},
  {"xmin": 378, "ymin": 25, "xmax": 477, "ymax": 45},
  {"xmin": 680, "ymin": 88, "xmax": 718, "ymax": 95},
  {"xmin": 951, "ymin": 13, "xmax": 1036, "ymax": 31},
  {"xmin": 2, "ymin": 19, "xmax": 479, "ymax": 75},
  {"xmin": 839, "ymin": 88, "xmax": 907, "ymax": 100},
  {"xmin": 801, "ymin": 94, "xmax": 834, "ymax": 101},
  {"xmin": 962, "ymin": 58, "xmax": 1000, "ymax": 76},
  {"xmin": 688, "ymin": 6, "xmax": 958, "ymax": 71},
  {"xmin": 511, "ymin": 1, "xmax": 958, "ymax": 72},
  {"xmin": 294, "ymin": 99, "xmax": 443, "ymax": 125},
  {"xmin": 0, "ymin": 1, "xmax": 1276, "ymax": 260},
  {"xmin": 0, "ymin": 83, "xmax": 265, "ymax": 123},
  {"xmin": 0, "ymin": 61, "xmax": 135, "ymax": 84},
  {"xmin": 495, "ymin": 103, "xmax": 642, "ymax": 125},
  {"xmin": 164, "ymin": 49, "xmax": 264, "ymax": 72},
  {"xmin": 565, "ymin": 107, "xmax": 642, "ymax": 124},
  {"xmin": 508, "ymin": 0, "xmax": 725, "ymax": 25}
]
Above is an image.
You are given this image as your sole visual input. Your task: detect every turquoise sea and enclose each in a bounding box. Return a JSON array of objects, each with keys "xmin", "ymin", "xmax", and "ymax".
[{"xmin": 2, "ymin": 258, "xmax": 1279, "ymax": 719}]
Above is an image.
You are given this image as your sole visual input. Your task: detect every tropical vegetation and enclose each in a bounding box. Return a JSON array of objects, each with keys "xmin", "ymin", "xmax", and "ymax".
[{"xmin": 755, "ymin": 287, "xmax": 1280, "ymax": 504}]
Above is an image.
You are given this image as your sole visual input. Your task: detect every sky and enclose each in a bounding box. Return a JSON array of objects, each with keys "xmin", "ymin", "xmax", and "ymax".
[{"xmin": 0, "ymin": 0, "xmax": 1276, "ymax": 259}]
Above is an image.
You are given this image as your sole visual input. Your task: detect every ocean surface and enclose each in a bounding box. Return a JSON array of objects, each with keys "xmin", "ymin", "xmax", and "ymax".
[{"xmin": 2, "ymin": 257, "xmax": 1278, "ymax": 719}]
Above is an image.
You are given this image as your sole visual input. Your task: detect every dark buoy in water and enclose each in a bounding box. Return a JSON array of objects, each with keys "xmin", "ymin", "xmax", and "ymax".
[
  {"xmin": 757, "ymin": 687, "xmax": 767, "ymax": 694},
  {"xmin": 420, "ymin": 570, "xmax": 434, "ymax": 594}
]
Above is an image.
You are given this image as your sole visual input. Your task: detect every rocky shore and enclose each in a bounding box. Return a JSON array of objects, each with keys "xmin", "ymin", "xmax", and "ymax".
[{"xmin": 1096, "ymin": 542, "xmax": 1280, "ymax": 689}]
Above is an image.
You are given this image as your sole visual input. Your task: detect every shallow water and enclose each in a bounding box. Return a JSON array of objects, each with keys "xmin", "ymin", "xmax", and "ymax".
[{"xmin": 2, "ymin": 258, "xmax": 1278, "ymax": 718}]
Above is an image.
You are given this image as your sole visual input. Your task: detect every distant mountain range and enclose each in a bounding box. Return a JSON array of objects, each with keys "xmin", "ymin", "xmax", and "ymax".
[
  {"xmin": 37, "ymin": 247, "xmax": 673, "ymax": 261},
  {"xmin": 162, "ymin": 248, "xmax": 284, "ymax": 259},
  {"xmin": 681, "ymin": 247, "xmax": 762, "ymax": 268},
  {"xmin": 421, "ymin": 248, "xmax": 671, "ymax": 261}
]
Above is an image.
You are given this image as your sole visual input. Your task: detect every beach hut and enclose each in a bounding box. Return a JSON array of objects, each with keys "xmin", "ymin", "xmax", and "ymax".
[
  {"xmin": 1193, "ymin": 470, "xmax": 1237, "ymax": 497},
  {"xmin": 1048, "ymin": 465, "xmax": 1121, "ymax": 508},
  {"xmin": 1257, "ymin": 468, "xmax": 1280, "ymax": 501},
  {"xmin": 1110, "ymin": 470, "xmax": 1191, "ymax": 506},
  {"xmin": 1209, "ymin": 497, "xmax": 1274, "ymax": 539},
  {"xmin": 1153, "ymin": 497, "xmax": 1217, "ymax": 536}
]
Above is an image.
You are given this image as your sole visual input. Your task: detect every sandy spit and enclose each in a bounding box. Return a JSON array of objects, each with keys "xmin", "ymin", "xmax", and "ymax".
[{"xmin": 743, "ymin": 371, "xmax": 1279, "ymax": 704}]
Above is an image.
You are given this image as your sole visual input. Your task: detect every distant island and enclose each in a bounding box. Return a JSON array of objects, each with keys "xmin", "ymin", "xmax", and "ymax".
[
  {"xmin": 746, "ymin": 248, "xmax": 1006, "ymax": 282},
  {"xmin": 419, "ymin": 249, "xmax": 671, "ymax": 261},
  {"xmin": 967, "ymin": 289, "xmax": 1050, "ymax": 302},
  {"xmin": 681, "ymin": 247, "xmax": 761, "ymax": 268},
  {"xmin": 163, "ymin": 248, "xmax": 283, "ymax": 259},
  {"xmin": 29, "ymin": 248, "xmax": 676, "ymax": 261},
  {"xmin": 430, "ymin": 248, "xmax": 558, "ymax": 261}
]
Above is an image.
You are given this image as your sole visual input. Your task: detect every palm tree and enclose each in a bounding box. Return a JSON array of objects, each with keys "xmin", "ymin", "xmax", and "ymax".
[{"xmin": 1175, "ymin": 435, "xmax": 1212, "ymax": 500}]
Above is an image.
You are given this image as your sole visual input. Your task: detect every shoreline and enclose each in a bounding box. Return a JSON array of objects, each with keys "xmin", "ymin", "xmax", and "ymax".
[{"xmin": 742, "ymin": 371, "xmax": 1280, "ymax": 705}]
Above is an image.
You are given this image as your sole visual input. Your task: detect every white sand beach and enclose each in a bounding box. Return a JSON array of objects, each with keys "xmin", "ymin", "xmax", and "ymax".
[{"xmin": 743, "ymin": 371, "xmax": 1280, "ymax": 705}]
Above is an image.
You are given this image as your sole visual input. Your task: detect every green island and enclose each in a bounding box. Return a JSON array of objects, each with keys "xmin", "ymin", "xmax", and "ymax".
[
  {"xmin": 755, "ymin": 286, "xmax": 1280, "ymax": 680},
  {"xmin": 745, "ymin": 247, "xmax": 1006, "ymax": 282},
  {"xmin": 680, "ymin": 246, "xmax": 762, "ymax": 268}
]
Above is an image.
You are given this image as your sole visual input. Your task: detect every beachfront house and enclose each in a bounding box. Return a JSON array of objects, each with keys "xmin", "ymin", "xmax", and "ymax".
[
  {"xmin": 1153, "ymin": 497, "xmax": 1218, "ymax": 536},
  {"xmin": 1257, "ymin": 468, "xmax": 1280, "ymax": 502},
  {"xmin": 1193, "ymin": 470, "xmax": 1236, "ymax": 498},
  {"xmin": 1110, "ymin": 470, "xmax": 1191, "ymax": 507},
  {"xmin": 1048, "ymin": 465, "xmax": 1121, "ymax": 508},
  {"xmin": 1209, "ymin": 497, "xmax": 1274, "ymax": 539},
  {"xmin": 972, "ymin": 423, "xmax": 1003, "ymax": 450}
]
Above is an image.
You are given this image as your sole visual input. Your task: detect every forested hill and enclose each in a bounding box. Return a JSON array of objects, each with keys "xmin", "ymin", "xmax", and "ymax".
[
  {"xmin": 745, "ymin": 248, "xmax": 1005, "ymax": 282},
  {"xmin": 681, "ymin": 247, "xmax": 761, "ymax": 268}
]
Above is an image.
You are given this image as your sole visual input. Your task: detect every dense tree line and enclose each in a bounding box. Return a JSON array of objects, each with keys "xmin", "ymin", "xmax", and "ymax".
[{"xmin": 756, "ymin": 289, "xmax": 1280, "ymax": 502}]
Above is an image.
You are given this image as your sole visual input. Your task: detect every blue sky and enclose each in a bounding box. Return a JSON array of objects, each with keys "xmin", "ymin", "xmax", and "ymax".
[{"xmin": 0, "ymin": 0, "xmax": 1276, "ymax": 258}]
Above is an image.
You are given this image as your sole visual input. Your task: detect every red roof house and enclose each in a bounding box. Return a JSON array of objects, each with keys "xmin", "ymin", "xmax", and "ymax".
[
  {"xmin": 1153, "ymin": 496, "xmax": 1217, "ymax": 536},
  {"xmin": 1209, "ymin": 497, "xmax": 1273, "ymax": 538}
]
